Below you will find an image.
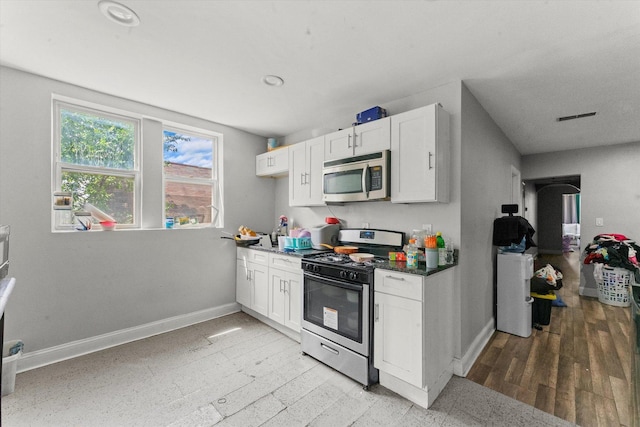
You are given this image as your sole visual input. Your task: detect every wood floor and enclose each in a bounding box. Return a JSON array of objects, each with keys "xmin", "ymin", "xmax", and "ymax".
[{"xmin": 467, "ymin": 250, "xmax": 632, "ymax": 426}]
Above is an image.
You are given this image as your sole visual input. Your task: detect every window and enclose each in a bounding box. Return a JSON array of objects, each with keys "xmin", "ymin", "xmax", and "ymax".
[
  {"xmin": 54, "ymin": 101, "xmax": 140, "ymax": 229},
  {"xmin": 163, "ymin": 127, "xmax": 219, "ymax": 227},
  {"xmin": 53, "ymin": 97, "xmax": 223, "ymax": 231}
]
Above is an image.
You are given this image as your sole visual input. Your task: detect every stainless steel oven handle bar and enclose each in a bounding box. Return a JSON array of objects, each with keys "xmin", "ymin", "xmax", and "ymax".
[{"xmin": 321, "ymin": 343, "xmax": 339, "ymax": 355}]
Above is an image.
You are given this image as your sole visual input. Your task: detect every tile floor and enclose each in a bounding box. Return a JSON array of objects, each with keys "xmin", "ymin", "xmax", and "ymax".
[{"xmin": 1, "ymin": 312, "xmax": 574, "ymax": 426}]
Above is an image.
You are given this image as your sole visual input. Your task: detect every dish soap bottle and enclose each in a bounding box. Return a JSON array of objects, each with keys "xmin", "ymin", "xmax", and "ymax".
[
  {"xmin": 407, "ymin": 238, "xmax": 419, "ymax": 268},
  {"xmin": 436, "ymin": 232, "xmax": 446, "ymax": 267}
]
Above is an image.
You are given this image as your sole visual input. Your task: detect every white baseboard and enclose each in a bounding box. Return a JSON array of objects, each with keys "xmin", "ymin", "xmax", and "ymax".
[
  {"xmin": 453, "ymin": 317, "xmax": 495, "ymax": 377},
  {"xmin": 17, "ymin": 303, "xmax": 241, "ymax": 373}
]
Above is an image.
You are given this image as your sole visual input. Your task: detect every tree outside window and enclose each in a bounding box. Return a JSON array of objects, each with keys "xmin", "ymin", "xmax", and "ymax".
[{"xmin": 56, "ymin": 105, "xmax": 139, "ymax": 226}]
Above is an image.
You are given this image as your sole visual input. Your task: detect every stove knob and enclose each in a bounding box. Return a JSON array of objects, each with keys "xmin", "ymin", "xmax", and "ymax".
[
  {"xmin": 339, "ymin": 270, "xmax": 348, "ymax": 279},
  {"xmin": 349, "ymin": 272, "xmax": 358, "ymax": 281},
  {"xmin": 305, "ymin": 264, "xmax": 312, "ymax": 271},
  {"xmin": 313, "ymin": 265, "xmax": 321, "ymax": 273}
]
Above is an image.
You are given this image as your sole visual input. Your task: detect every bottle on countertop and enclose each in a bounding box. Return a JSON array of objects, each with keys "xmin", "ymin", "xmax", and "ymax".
[
  {"xmin": 436, "ymin": 232, "xmax": 446, "ymax": 267},
  {"xmin": 445, "ymin": 238, "xmax": 454, "ymax": 265},
  {"xmin": 407, "ymin": 238, "xmax": 419, "ymax": 268}
]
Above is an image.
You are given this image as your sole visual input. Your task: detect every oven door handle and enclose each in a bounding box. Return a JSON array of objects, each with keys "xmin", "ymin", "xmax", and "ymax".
[{"xmin": 303, "ymin": 272, "xmax": 364, "ymax": 292}]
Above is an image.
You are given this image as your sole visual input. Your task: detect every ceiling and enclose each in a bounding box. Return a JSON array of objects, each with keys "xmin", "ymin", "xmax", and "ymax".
[{"xmin": 1, "ymin": 1, "xmax": 639, "ymax": 155}]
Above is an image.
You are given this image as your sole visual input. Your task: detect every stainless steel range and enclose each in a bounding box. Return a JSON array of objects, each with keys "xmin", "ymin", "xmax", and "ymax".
[{"xmin": 300, "ymin": 228, "xmax": 404, "ymax": 389}]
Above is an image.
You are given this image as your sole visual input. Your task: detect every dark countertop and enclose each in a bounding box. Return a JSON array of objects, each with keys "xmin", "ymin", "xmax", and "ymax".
[
  {"xmin": 243, "ymin": 246, "xmax": 459, "ymax": 275},
  {"xmin": 376, "ymin": 259, "xmax": 457, "ymax": 277},
  {"xmin": 376, "ymin": 249, "xmax": 459, "ymax": 277},
  {"xmin": 243, "ymin": 244, "xmax": 329, "ymax": 258}
]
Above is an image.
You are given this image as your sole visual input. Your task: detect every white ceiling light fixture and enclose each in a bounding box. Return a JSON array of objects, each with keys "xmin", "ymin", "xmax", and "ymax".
[
  {"xmin": 98, "ymin": 0, "xmax": 140, "ymax": 27},
  {"xmin": 262, "ymin": 75, "xmax": 284, "ymax": 87}
]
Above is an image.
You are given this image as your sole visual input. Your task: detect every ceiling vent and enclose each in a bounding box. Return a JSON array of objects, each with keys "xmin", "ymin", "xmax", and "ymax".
[{"xmin": 557, "ymin": 112, "xmax": 597, "ymax": 122}]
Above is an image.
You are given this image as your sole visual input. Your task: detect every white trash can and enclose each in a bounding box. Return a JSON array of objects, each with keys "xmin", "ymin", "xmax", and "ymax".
[{"xmin": 2, "ymin": 340, "xmax": 23, "ymax": 396}]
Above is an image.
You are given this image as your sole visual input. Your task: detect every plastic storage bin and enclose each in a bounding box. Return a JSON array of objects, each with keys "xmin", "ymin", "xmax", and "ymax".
[
  {"xmin": 2, "ymin": 340, "xmax": 22, "ymax": 396},
  {"xmin": 595, "ymin": 265, "xmax": 631, "ymax": 307}
]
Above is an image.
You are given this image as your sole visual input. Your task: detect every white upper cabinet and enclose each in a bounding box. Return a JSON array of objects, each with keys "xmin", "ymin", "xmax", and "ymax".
[
  {"xmin": 391, "ymin": 104, "xmax": 450, "ymax": 203},
  {"xmin": 289, "ymin": 136, "xmax": 325, "ymax": 206},
  {"xmin": 324, "ymin": 117, "xmax": 391, "ymax": 161},
  {"xmin": 256, "ymin": 146, "xmax": 289, "ymax": 177}
]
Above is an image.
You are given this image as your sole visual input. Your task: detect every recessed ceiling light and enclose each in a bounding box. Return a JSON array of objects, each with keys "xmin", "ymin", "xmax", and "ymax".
[
  {"xmin": 98, "ymin": 0, "xmax": 140, "ymax": 27},
  {"xmin": 262, "ymin": 75, "xmax": 284, "ymax": 87}
]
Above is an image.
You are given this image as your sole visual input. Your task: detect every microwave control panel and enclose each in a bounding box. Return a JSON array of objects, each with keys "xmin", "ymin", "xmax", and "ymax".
[{"xmin": 370, "ymin": 166, "xmax": 383, "ymax": 190}]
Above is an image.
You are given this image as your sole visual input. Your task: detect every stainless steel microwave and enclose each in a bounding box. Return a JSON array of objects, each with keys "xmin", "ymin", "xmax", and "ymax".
[{"xmin": 322, "ymin": 150, "xmax": 390, "ymax": 202}]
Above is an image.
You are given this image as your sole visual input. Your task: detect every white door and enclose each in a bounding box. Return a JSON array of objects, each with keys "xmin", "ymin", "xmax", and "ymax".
[
  {"xmin": 390, "ymin": 105, "xmax": 437, "ymax": 202},
  {"xmin": 284, "ymin": 271, "xmax": 302, "ymax": 332},
  {"xmin": 236, "ymin": 262, "xmax": 251, "ymax": 307},
  {"xmin": 324, "ymin": 127, "xmax": 354, "ymax": 161},
  {"xmin": 289, "ymin": 142, "xmax": 309, "ymax": 206},
  {"xmin": 268, "ymin": 269, "xmax": 286, "ymax": 325},
  {"xmin": 374, "ymin": 291, "xmax": 423, "ymax": 387},
  {"xmin": 251, "ymin": 263, "xmax": 269, "ymax": 316},
  {"xmin": 354, "ymin": 117, "xmax": 390, "ymax": 156},
  {"xmin": 306, "ymin": 136, "xmax": 326, "ymax": 206}
]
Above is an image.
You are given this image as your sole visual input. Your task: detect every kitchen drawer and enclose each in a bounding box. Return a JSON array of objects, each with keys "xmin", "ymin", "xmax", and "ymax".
[
  {"xmin": 237, "ymin": 247, "xmax": 269, "ymax": 265},
  {"xmin": 269, "ymin": 253, "xmax": 302, "ymax": 272},
  {"xmin": 374, "ymin": 269, "xmax": 423, "ymax": 301}
]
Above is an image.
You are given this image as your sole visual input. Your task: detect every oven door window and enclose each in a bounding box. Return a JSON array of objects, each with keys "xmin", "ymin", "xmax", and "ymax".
[
  {"xmin": 304, "ymin": 275, "xmax": 363, "ymax": 343},
  {"xmin": 323, "ymin": 169, "xmax": 363, "ymax": 194}
]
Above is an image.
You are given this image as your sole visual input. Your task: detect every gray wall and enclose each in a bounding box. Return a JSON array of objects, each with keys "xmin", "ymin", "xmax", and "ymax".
[
  {"xmin": 0, "ymin": 66, "xmax": 274, "ymax": 352},
  {"xmin": 522, "ymin": 142, "xmax": 640, "ymax": 250},
  {"xmin": 459, "ymin": 84, "xmax": 522, "ymax": 358}
]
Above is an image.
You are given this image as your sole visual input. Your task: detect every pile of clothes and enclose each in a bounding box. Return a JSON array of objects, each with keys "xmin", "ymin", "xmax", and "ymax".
[
  {"xmin": 583, "ymin": 233, "xmax": 640, "ymax": 283},
  {"xmin": 531, "ymin": 264, "xmax": 567, "ymax": 307}
]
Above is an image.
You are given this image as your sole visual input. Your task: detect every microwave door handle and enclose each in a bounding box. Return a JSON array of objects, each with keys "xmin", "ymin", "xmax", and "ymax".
[{"xmin": 363, "ymin": 166, "xmax": 371, "ymax": 198}]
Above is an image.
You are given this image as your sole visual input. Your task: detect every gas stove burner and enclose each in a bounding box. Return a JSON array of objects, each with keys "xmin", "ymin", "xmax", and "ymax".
[{"xmin": 316, "ymin": 254, "xmax": 350, "ymax": 264}]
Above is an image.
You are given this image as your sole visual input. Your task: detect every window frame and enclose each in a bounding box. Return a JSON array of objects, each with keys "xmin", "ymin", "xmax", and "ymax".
[
  {"xmin": 52, "ymin": 95, "xmax": 224, "ymax": 231},
  {"xmin": 162, "ymin": 124, "xmax": 221, "ymax": 228},
  {"xmin": 53, "ymin": 98, "xmax": 142, "ymax": 229}
]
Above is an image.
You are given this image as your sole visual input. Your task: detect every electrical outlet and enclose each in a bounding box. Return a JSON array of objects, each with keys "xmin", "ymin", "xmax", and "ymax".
[
  {"xmin": 362, "ymin": 222, "xmax": 369, "ymax": 229},
  {"xmin": 595, "ymin": 217, "xmax": 604, "ymax": 227},
  {"xmin": 422, "ymin": 224, "xmax": 432, "ymax": 233}
]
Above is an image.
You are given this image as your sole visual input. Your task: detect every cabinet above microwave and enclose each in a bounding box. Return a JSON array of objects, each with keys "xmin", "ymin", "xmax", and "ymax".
[{"xmin": 324, "ymin": 117, "xmax": 390, "ymax": 162}]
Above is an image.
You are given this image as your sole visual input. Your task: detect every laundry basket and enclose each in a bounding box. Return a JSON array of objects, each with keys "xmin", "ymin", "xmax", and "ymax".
[{"xmin": 594, "ymin": 264, "xmax": 631, "ymax": 307}]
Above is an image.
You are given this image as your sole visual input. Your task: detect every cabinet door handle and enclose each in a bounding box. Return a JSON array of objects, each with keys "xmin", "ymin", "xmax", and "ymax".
[
  {"xmin": 300, "ymin": 173, "xmax": 305, "ymax": 185},
  {"xmin": 374, "ymin": 303, "xmax": 379, "ymax": 322},
  {"xmin": 279, "ymin": 279, "xmax": 283, "ymax": 292},
  {"xmin": 428, "ymin": 152, "xmax": 434, "ymax": 170},
  {"xmin": 385, "ymin": 275, "xmax": 405, "ymax": 281},
  {"xmin": 353, "ymin": 132, "xmax": 358, "ymax": 148},
  {"xmin": 305, "ymin": 173, "xmax": 310, "ymax": 185},
  {"xmin": 284, "ymin": 280, "xmax": 289, "ymax": 294},
  {"xmin": 347, "ymin": 134, "xmax": 352, "ymax": 149}
]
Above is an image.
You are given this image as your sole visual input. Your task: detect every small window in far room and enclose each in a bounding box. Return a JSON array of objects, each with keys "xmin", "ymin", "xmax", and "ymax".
[{"xmin": 163, "ymin": 128, "xmax": 220, "ymax": 227}]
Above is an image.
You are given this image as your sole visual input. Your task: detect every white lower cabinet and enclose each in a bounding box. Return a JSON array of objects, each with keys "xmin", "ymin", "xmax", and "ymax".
[
  {"xmin": 373, "ymin": 268, "xmax": 454, "ymax": 408},
  {"xmin": 236, "ymin": 248, "xmax": 302, "ymax": 334},
  {"xmin": 374, "ymin": 291, "xmax": 423, "ymax": 386},
  {"xmin": 268, "ymin": 267, "xmax": 302, "ymax": 332},
  {"xmin": 268, "ymin": 253, "xmax": 302, "ymax": 332},
  {"xmin": 236, "ymin": 250, "xmax": 269, "ymax": 316}
]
